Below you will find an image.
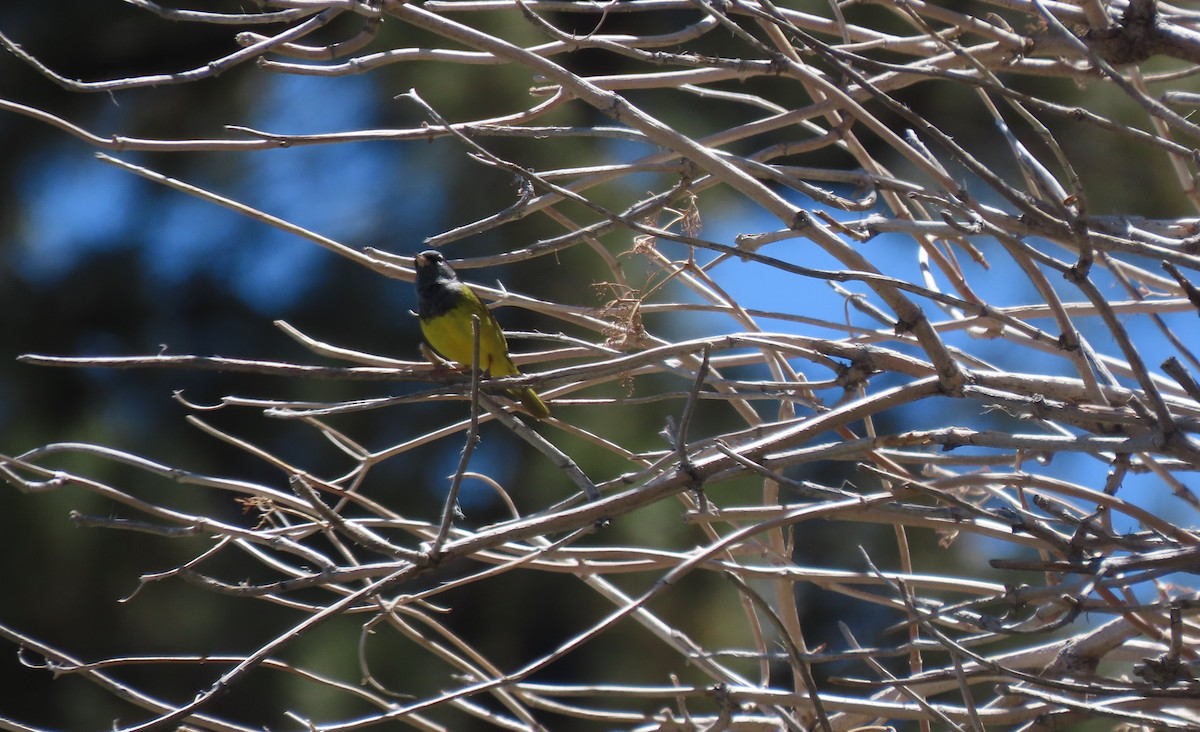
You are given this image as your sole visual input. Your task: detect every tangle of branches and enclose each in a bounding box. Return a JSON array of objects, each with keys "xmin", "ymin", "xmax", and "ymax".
[{"xmin": 4, "ymin": 0, "xmax": 1200, "ymax": 729}]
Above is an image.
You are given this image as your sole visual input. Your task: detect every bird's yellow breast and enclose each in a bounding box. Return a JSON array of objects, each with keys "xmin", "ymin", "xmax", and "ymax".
[{"xmin": 420, "ymin": 298, "xmax": 519, "ymax": 377}]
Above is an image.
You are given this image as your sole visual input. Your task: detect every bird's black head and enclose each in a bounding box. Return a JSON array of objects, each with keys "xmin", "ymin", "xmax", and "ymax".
[
  {"xmin": 414, "ymin": 250, "xmax": 458, "ymax": 287},
  {"xmin": 414, "ymin": 250, "xmax": 465, "ymax": 318}
]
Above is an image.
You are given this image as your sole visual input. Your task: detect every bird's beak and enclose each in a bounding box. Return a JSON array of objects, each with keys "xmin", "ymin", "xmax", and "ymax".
[{"xmin": 414, "ymin": 252, "xmax": 428, "ymax": 267}]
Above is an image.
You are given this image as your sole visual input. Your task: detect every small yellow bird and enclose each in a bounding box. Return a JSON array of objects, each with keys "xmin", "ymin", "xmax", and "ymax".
[{"xmin": 413, "ymin": 250, "xmax": 551, "ymax": 420}]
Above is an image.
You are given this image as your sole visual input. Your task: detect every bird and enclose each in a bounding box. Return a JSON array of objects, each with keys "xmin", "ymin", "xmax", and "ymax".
[{"xmin": 413, "ymin": 250, "xmax": 551, "ymax": 420}]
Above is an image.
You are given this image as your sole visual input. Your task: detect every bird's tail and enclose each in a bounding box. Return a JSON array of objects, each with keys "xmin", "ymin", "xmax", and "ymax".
[{"xmin": 511, "ymin": 387, "xmax": 551, "ymax": 420}]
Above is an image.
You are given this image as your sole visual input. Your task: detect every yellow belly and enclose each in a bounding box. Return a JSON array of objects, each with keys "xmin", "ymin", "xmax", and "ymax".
[{"xmin": 420, "ymin": 300, "xmax": 518, "ymax": 377}]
